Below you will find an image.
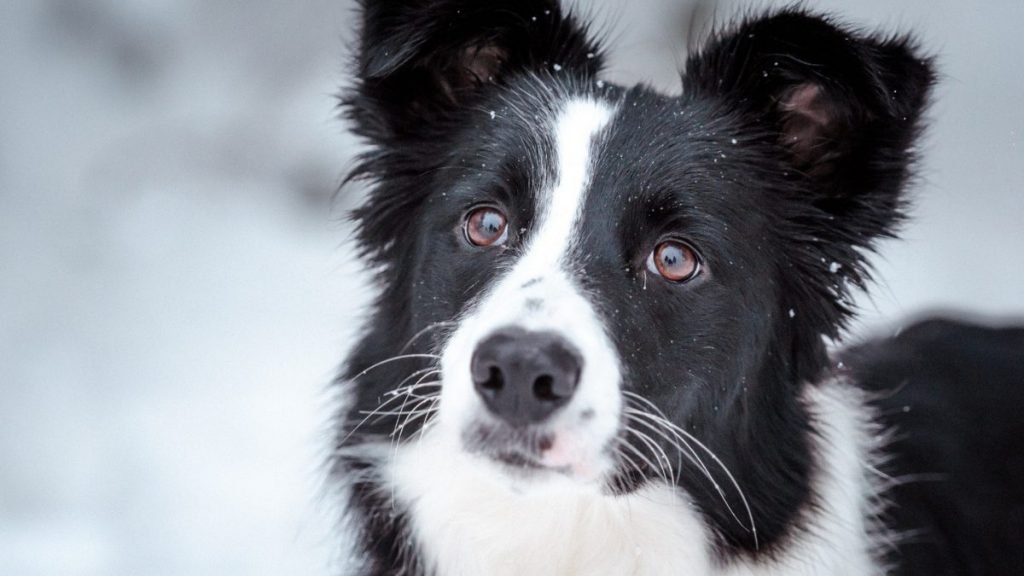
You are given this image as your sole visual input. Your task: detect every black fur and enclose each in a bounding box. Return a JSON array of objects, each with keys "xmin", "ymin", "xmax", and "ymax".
[
  {"xmin": 846, "ymin": 318, "xmax": 1024, "ymax": 575},
  {"xmin": 332, "ymin": 1, "xmax": 1023, "ymax": 574}
]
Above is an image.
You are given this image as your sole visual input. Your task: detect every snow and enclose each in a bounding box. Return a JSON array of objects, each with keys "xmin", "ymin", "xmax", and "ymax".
[
  {"xmin": 1, "ymin": 1, "xmax": 1022, "ymax": 575},
  {"xmin": 1, "ymin": 2, "xmax": 367, "ymax": 575}
]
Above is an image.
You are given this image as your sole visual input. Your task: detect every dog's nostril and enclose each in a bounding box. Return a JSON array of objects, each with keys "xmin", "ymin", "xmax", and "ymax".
[
  {"xmin": 481, "ymin": 366, "xmax": 505, "ymax": 392},
  {"xmin": 533, "ymin": 374, "xmax": 556, "ymax": 401}
]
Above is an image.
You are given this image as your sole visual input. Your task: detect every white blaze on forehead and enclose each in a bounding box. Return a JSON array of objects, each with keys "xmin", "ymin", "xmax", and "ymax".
[
  {"xmin": 527, "ymin": 98, "xmax": 614, "ymax": 268},
  {"xmin": 434, "ymin": 96, "xmax": 622, "ymax": 473}
]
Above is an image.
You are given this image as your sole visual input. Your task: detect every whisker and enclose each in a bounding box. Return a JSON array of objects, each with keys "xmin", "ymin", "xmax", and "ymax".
[
  {"xmin": 389, "ymin": 391, "xmax": 442, "ymax": 510},
  {"xmin": 350, "ymin": 381, "xmax": 437, "ymax": 425},
  {"xmin": 415, "ymin": 404, "xmax": 441, "ymax": 443},
  {"xmin": 340, "ymin": 371, "xmax": 441, "ymax": 443},
  {"xmin": 625, "ymin": 424, "xmax": 676, "ymax": 484},
  {"xmin": 391, "ymin": 372, "xmax": 442, "ymax": 438},
  {"xmin": 617, "ymin": 434, "xmax": 665, "ymax": 482},
  {"xmin": 362, "ymin": 406, "xmax": 436, "ymax": 417},
  {"xmin": 352, "ymin": 354, "xmax": 442, "ymax": 380},
  {"xmin": 622, "ymin": 390, "xmax": 759, "ymax": 548},
  {"xmin": 389, "ymin": 369, "xmax": 444, "ymax": 451},
  {"xmin": 389, "ymin": 397, "xmax": 440, "ymax": 439},
  {"xmin": 611, "ymin": 438, "xmax": 646, "ymax": 479},
  {"xmin": 374, "ymin": 382, "xmax": 442, "ymax": 404},
  {"xmin": 626, "ymin": 410, "xmax": 742, "ymax": 523},
  {"xmin": 626, "ymin": 415, "xmax": 691, "ymax": 485},
  {"xmin": 388, "ymin": 368, "xmax": 442, "ymax": 392},
  {"xmin": 626, "ymin": 410, "xmax": 714, "ymax": 491},
  {"xmin": 399, "ymin": 321, "xmax": 458, "ymax": 353}
]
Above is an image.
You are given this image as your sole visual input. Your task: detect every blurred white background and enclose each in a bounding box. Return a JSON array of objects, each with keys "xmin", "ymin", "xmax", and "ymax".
[{"xmin": 1, "ymin": 1, "xmax": 1021, "ymax": 575}]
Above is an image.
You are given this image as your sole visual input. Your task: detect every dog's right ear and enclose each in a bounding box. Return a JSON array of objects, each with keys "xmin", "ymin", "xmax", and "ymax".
[{"xmin": 348, "ymin": 0, "xmax": 602, "ymax": 141}]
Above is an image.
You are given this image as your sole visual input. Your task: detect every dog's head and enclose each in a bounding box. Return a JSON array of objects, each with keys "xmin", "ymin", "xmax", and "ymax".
[{"xmin": 340, "ymin": 0, "xmax": 933, "ymax": 549}]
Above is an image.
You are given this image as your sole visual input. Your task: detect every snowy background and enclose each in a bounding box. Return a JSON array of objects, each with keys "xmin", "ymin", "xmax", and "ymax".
[{"xmin": 1, "ymin": 1, "xmax": 1021, "ymax": 575}]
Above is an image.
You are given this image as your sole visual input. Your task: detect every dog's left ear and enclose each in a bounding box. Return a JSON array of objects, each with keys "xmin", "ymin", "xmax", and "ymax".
[
  {"xmin": 685, "ymin": 9, "xmax": 935, "ymax": 238},
  {"xmin": 349, "ymin": 0, "xmax": 602, "ymax": 142}
]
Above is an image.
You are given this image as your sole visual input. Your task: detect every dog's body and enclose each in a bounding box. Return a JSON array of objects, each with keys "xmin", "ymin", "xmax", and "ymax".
[{"xmin": 332, "ymin": 2, "xmax": 1024, "ymax": 574}]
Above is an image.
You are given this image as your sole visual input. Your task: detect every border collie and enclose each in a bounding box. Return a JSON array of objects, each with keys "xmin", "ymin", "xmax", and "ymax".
[{"xmin": 332, "ymin": 1, "xmax": 1024, "ymax": 574}]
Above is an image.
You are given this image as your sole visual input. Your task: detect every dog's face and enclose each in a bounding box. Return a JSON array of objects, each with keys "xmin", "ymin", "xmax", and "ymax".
[
  {"xmin": 340, "ymin": 0, "xmax": 932, "ymax": 550},
  {"xmin": 420, "ymin": 86, "xmax": 791, "ymax": 485}
]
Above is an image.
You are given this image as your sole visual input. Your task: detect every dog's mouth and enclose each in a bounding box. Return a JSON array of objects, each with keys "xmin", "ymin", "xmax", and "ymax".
[
  {"xmin": 463, "ymin": 422, "xmax": 550, "ymax": 468},
  {"xmin": 490, "ymin": 449, "xmax": 569, "ymax": 475},
  {"xmin": 476, "ymin": 446, "xmax": 579, "ymax": 483},
  {"xmin": 461, "ymin": 420, "xmax": 608, "ymax": 482}
]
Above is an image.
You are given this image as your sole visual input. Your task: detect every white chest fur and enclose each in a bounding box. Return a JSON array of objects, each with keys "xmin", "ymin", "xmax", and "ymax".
[
  {"xmin": 372, "ymin": 379, "xmax": 885, "ymax": 576},
  {"xmin": 386, "ymin": 430, "xmax": 712, "ymax": 576}
]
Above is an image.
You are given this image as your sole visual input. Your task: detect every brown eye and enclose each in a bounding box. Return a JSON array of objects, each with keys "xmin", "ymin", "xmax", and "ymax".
[
  {"xmin": 647, "ymin": 240, "xmax": 702, "ymax": 283},
  {"xmin": 464, "ymin": 206, "xmax": 509, "ymax": 247}
]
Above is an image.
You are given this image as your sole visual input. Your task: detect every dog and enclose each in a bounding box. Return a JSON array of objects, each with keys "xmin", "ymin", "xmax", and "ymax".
[{"xmin": 331, "ymin": 1, "xmax": 1024, "ymax": 574}]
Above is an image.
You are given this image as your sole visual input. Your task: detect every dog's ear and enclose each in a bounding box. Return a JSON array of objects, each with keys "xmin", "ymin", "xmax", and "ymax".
[
  {"xmin": 685, "ymin": 10, "xmax": 935, "ymax": 364},
  {"xmin": 684, "ymin": 9, "xmax": 935, "ymax": 239},
  {"xmin": 349, "ymin": 0, "xmax": 602, "ymax": 141}
]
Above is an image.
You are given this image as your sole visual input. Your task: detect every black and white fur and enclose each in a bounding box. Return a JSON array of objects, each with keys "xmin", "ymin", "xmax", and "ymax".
[{"xmin": 331, "ymin": 2, "xmax": 1024, "ymax": 574}]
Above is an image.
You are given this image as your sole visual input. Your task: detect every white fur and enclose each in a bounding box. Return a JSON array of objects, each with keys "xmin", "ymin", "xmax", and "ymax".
[
  {"xmin": 374, "ymin": 378, "xmax": 886, "ymax": 576},
  {"xmin": 387, "ymin": 429, "xmax": 712, "ymax": 576},
  {"xmin": 722, "ymin": 379, "xmax": 886, "ymax": 576},
  {"xmin": 437, "ymin": 98, "xmax": 621, "ymax": 479}
]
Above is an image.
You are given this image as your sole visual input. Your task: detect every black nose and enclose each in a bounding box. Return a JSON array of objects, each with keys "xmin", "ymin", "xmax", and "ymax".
[{"xmin": 471, "ymin": 328, "xmax": 582, "ymax": 426}]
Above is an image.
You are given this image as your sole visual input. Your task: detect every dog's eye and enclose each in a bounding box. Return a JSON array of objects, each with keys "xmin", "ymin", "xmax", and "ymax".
[
  {"xmin": 647, "ymin": 240, "xmax": 702, "ymax": 283},
  {"xmin": 464, "ymin": 206, "xmax": 509, "ymax": 247}
]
